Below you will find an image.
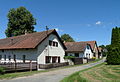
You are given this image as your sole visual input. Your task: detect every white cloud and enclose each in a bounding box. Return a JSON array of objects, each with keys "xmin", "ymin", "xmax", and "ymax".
[{"xmin": 95, "ymin": 21, "xmax": 101, "ymax": 25}]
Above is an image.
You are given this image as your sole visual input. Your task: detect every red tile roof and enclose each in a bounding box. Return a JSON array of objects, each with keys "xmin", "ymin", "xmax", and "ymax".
[
  {"xmin": 81, "ymin": 41, "xmax": 96, "ymax": 50},
  {"xmin": 64, "ymin": 42, "xmax": 88, "ymax": 52},
  {"xmin": 0, "ymin": 29, "xmax": 66, "ymax": 50}
]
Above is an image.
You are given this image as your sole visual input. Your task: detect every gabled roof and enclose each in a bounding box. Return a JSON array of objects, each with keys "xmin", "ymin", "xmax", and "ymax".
[
  {"xmin": 64, "ymin": 42, "xmax": 90, "ymax": 52},
  {"xmin": 0, "ymin": 29, "xmax": 66, "ymax": 50},
  {"xmin": 81, "ymin": 41, "xmax": 97, "ymax": 50}
]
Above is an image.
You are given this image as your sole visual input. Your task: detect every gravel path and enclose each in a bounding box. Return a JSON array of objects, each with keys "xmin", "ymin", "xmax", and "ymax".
[{"xmin": 0, "ymin": 58, "xmax": 106, "ymax": 82}]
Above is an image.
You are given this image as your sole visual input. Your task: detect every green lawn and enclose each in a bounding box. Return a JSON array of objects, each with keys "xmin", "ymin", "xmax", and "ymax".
[{"xmin": 61, "ymin": 63, "xmax": 120, "ymax": 82}]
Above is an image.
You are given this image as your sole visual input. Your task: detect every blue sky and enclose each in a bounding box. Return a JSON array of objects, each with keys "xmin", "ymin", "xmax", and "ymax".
[{"xmin": 0, "ymin": 0, "xmax": 120, "ymax": 46}]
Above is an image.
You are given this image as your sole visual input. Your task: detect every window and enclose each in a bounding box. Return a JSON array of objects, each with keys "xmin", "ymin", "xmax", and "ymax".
[
  {"xmin": 52, "ymin": 57, "xmax": 57, "ymax": 63},
  {"xmin": 87, "ymin": 45, "xmax": 90, "ymax": 49},
  {"xmin": 49, "ymin": 40, "xmax": 58, "ymax": 47},
  {"xmin": 75, "ymin": 53, "xmax": 79, "ymax": 57},
  {"xmin": 0, "ymin": 55, "xmax": 2, "ymax": 60},
  {"xmin": 58, "ymin": 57, "xmax": 60, "ymax": 63},
  {"xmin": 13, "ymin": 55, "xmax": 16, "ymax": 61},
  {"xmin": 49, "ymin": 40, "xmax": 52, "ymax": 46},
  {"xmin": 8, "ymin": 55, "xmax": 11, "ymax": 61},
  {"xmin": 23, "ymin": 55, "xmax": 26, "ymax": 63},
  {"xmin": 55, "ymin": 42, "xmax": 58, "ymax": 47},
  {"xmin": 53, "ymin": 41, "xmax": 56, "ymax": 46},
  {"xmin": 45, "ymin": 56, "xmax": 51, "ymax": 63},
  {"xmin": 2, "ymin": 50, "xmax": 4, "ymax": 53},
  {"xmin": 4, "ymin": 55, "xmax": 6, "ymax": 61}
]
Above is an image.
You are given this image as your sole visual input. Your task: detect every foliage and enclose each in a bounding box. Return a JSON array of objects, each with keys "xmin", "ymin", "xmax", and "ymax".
[
  {"xmin": 64, "ymin": 56, "xmax": 75, "ymax": 59},
  {"xmin": 0, "ymin": 67, "xmax": 5, "ymax": 74},
  {"xmin": 106, "ymin": 26, "xmax": 120, "ymax": 65},
  {"xmin": 111, "ymin": 27, "xmax": 120, "ymax": 47},
  {"xmin": 5, "ymin": 6, "xmax": 36, "ymax": 37},
  {"xmin": 92, "ymin": 57, "xmax": 96, "ymax": 59},
  {"xmin": 107, "ymin": 47, "xmax": 120, "ymax": 65},
  {"xmin": 61, "ymin": 34, "xmax": 75, "ymax": 42}
]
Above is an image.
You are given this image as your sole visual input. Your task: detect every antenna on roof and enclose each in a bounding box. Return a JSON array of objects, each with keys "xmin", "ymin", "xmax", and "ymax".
[
  {"xmin": 46, "ymin": 26, "xmax": 49, "ymax": 31},
  {"xmin": 46, "ymin": 26, "xmax": 49, "ymax": 36}
]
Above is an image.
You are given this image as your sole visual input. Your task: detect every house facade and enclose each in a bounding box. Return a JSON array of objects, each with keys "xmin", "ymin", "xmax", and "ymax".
[
  {"xmin": 65, "ymin": 42, "xmax": 93, "ymax": 59},
  {"xmin": 83, "ymin": 41, "xmax": 99, "ymax": 59},
  {"xmin": 0, "ymin": 29, "xmax": 66, "ymax": 66}
]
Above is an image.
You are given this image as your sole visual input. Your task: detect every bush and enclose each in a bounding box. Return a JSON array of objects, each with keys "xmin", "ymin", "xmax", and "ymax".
[
  {"xmin": 64, "ymin": 56, "xmax": 75, "ymax": 59},
  {"xmin": 92, "ymin": 57, "xmax": 96, "ymax": 60},
  {"xmin": 0, "ymin": 67, "xmax": 5, "ymax": 74},
  {"xmin": 107, "ymin": 47, "xmax": 120, "ymax": 65}
]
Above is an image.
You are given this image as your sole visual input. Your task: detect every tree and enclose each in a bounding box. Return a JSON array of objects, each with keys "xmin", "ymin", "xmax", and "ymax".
[
  {"xmin": 61, "ymin": 34, "xmax": 75, "ymax": 42},
  {"xmin": 107, "ymin": 47, "xmax": 120, "ymax": 65},
  {"xmin": 5, "ymin": 7, "xmax": 36, "ymax": 37},
  {"xmin": 111, "ymin": 27, "xmax": 120, "ymax": 47}
]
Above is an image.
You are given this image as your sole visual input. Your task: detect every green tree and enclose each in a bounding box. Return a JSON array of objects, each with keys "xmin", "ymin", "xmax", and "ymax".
[
  {"xmin": 111, "ymin": 27, "xmax": 120, "ymax": 46},
  {"xmin": 61, "ymin": 34, "xmax": 75, "ymax": 42},
  {"xmin": 107, "ymin": 47, "xmax": 120, "ymax": 65},
  {"xmin": 5, "ymin": 7, "xmax": 36, "ymax": 37}
]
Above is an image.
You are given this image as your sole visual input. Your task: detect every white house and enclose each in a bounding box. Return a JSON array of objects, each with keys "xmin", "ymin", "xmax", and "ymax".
[
  {"xmin": 0, "ymin": 29, "xmax": 66, "ymax": 66},
  {"xmin": 64, "ymin": 42, "xmax": 93, "ymax": 59},
  {"xmin": 82, "ymin": 41, "xmax": 99, "ymax": 59}
]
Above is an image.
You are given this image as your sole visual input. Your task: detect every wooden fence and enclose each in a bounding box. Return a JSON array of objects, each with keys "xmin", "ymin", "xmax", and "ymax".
[{"xmin": 0, "ymin": 62, "xmax": 37, "ymax": 72}]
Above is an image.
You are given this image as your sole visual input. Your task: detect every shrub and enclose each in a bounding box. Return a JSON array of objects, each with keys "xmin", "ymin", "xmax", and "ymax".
[
  {"xmin": 64, "ymin": 56, "xmax": 75, "ymax": 59},
  {"xmin": 0, "ymin": 67, "xmax": 5, "ymax": 74},
  {"xmin": 107, "ymin": 47, "xmax": 120, "ymax": 65},
  {"xmin": 92, "ymin": 57, "xmax": 96, "ymax": 60}
]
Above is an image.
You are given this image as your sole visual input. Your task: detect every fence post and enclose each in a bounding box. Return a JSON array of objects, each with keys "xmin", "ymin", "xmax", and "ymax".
[
  {"xmin": 14, "ymin": 60, "xmax": 17, "ymax": 72},
  {"xmin": 30, "ymin": 60, "xmax": 32, "ymax": 72}
]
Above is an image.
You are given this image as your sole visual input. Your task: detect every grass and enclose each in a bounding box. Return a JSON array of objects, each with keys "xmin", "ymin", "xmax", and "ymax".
[
  {"xmin": 0, "ymin": 58, "xmax": 102, "ymax": 80},
  {"xmin": 61, "ymin": 63, "xmax": 120, "ymax": 82}
]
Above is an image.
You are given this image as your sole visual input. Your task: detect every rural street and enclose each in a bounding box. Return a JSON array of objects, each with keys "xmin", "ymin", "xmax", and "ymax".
[{"xmin": 0, "ymin": 58, "xmax": 106, "ymax": 82}]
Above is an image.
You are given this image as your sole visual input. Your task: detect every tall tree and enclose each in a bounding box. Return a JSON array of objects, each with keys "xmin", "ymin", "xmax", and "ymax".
[
  {"xmin": 5, "ymin": 7, "xmax": 36, "ymax": 37},
  {"xmin": 111, "ymin": 27, "xmax": 120, "ymax": 47},
  {"xmin": 61, "ymin": 34, "xmax": 75, "ymax": 42}
]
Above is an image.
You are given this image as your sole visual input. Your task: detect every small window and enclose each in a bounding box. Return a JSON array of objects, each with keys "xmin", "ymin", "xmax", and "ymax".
[
  {"xmin": 2, "ymin": 50, "xmax": 4, "ymax": 53},
  {"xmin": 4, "ymin": 55, "xmax": 6, "ymax": 61},
  {"xmin": 0, "ymin": 55, "xmax": 2, "ymax": 60},
  {"xmin": 45, "ymin": 56, "xmax": 51, "ymax": 63},
  {"xmin": 49, "ymin": 40, "xmax": 52, "ymax": 46},
  {"xmin": 53, "ymin": 41, "xmax": 56, "ymax": 46},
  {"xmin": 8, "ymin": 55, "xmax": 11, "ymax": 61},
  {"xmin": 87, "ymin": 45, "xmax": 90, "ymax": 49},
  {"xmin": 23, "ymin": 55, "xmax": 26, "ymax": 63},
  {"xmin": 55, "ymin": 42, "xmax": 58, "ymax": 47},
  {"xmin": 75, "ymin": 53, "xmax": 79, "ymax": 57}
]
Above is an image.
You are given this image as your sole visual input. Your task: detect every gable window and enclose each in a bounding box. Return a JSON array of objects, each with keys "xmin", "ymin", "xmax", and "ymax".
[
  {"xmin": 49, "ymin": 40, "xmax": 52, "ymax": 46},
  {"xmin": 23, "ymin": 55, "xmax": 26, "ymax": 63},
  {"xmin": 49, "ymin": 40, "xmax": 58, "ymax": 47},
  {"xmin": 8, "ymin": 55, "xmax": 11, "ymax": 61},
  {"xmin": 55, "ymin": 42, "xmax": 58, "ymax": 47},
  {"xmin": 53, "ymin": 42, "xmax": 56, "ymax": 46},
  {"xmin": 87, "ymin": 45, "xmax": 90, "ymax": 49}
]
